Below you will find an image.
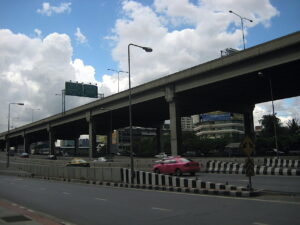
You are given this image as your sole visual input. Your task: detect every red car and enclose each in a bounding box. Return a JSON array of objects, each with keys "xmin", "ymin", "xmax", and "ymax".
[{"xmin": 152, "ymin": 156, "xmax": 200, "ymax": 176}]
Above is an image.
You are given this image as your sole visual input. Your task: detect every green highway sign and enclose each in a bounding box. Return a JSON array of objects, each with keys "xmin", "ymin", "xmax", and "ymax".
[
  {"xmin": 65, "ymin": 82, "xmax": 83, "ymax": 97},
  {"xmin": 83, "ymin": 84, "xmax": 98, "ymax": 98},
  {"xmin": 65, "ymin": 82, "xmax": 98, "ymax": 98}
]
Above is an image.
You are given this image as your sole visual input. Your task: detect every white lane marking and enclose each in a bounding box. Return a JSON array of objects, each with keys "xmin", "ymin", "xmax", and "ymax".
[
  {"xmin": 15, "ymin": 178, "xmax": 24, "ymax": 181},
  {"xmin": 253, "ymin": 223, "xmax": 269, "ymax": 225},
  {"xmin": 152, "ymin": 207, "xmax": 172, "ymax": 212},
  {"xmin": 27, "ymin": 209, "xmax": 34, "ymax": 213},
  {"xmin": 238, "ymin": 180, "xmax": 249, "ymax": 182},
  {"xmin": 40, "ymin": 187, "xmax": 46, "ymax": 191},
  {"xmin": 95, "ymin": 198, "xmax": 107, "ymax": 201},
  {"xmin": 62, "ymin": 192, "xmax": 71, "ymax": 195}
]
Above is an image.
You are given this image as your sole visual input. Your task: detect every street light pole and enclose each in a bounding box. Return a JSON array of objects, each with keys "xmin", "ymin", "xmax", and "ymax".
[
  {"xmin": 107, "ymin": 69, "xmax": 129, "ymax": 93},
  {"xmin": 258, "ymin": 72, "xmax": 279, "ymax": 158},
  {"xmin": 128, "ymin": 43, "xmax": 152, "ymax": 182},
  {"xmin": 31, "ymin": 108, "xmax": 40, "ymax": 122},
  {"xmin": 268, "ymin": 77, "xmax": 279, "ymax": 159},
  {"xmin": 55, "ymin": 90, "xmax": 65, "ymax": 114},
  {"xmin": 229, "ymin": 10, "xmax": 253, "ymax": 50},
  {"xmin": 7, "ymin": 102, "xmax": 24, "ymax": 167}
]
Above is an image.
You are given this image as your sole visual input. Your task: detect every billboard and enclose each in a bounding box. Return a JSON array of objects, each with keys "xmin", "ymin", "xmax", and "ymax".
[
  {"xmin": 65, "ymin": 82, "xmax": 98, "ymax": 98},
  {"xmin": 201, "ymin": 113, "xmax": 231, "ymax": 122}
]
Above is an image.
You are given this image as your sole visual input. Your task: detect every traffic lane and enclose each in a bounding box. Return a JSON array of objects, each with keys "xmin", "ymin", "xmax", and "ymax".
[
  {"xmin": 0, "ymin": 175, "xmax": 300, "ymax": 225},
  {"xmin": 192, "ymin": 173, "xmax": 300, "ymax": 194}
]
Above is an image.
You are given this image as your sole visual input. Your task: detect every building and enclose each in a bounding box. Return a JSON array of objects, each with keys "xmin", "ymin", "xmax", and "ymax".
[
  {"xmin": 181, "ymin": 117, "xmax": 194, "ymax": 131},
  {"xmin": 192, "ymin": 111, "xmax": 244, "ymax": 139}
]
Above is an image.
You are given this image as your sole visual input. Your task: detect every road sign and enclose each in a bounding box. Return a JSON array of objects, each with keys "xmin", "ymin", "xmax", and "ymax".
[
  {"xmin": 65, "ymin": 82, "xmax": 83, "ymax": 97},
  {"xmin": 83, "ymin": 84, "xmax": 98, "ymax": 98},
  {"xmin": 240, "ymin": 136, "xmax": 255, "ymax": 157},
  {"xmin": 65, "ymin": 82, "xmax": 98, "ymax": 98}
]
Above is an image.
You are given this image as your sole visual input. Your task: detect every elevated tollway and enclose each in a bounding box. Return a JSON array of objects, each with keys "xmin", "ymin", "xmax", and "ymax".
[{"xmin": 1, "ymin": 31, "xmax": 300, "ymax": 157}]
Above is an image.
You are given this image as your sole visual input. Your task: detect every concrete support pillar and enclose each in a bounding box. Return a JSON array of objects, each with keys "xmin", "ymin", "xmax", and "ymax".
[
  {"xmin": 86, "ymin": 112, "xmax": 96, "ymax": 158},
  {"xmin": 107, "ymin": 131, "xmax": 111, "ymax": 155},
  {"xmin": 48, "ymin": 126, "xmax": 55, "ymax": 155},
  {"xmin": 6, "ymin": 137, "xmax": 10, "ymax": 168},
  {"xmin": 243, "ymin": 105, "xmax": 255, "ymax": 140},
  {"xmin": 165, "ymin": 86, "xmax": 182, "ymax": 156},
  {"xmin": 156, "ymin": 124, "xmax": 163, "ymax": 154},
  {"xmin": 74, "ymin": 138, "xmax": 79, "ymax": 156},
  {"xmin": 23, "ymin": 133, "xmax": 30, "ymax": 154}
]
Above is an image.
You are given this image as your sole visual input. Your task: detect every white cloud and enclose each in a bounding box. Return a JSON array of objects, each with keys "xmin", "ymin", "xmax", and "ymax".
[
  {"xmin": 71, "ymin": 59, "xmax": 96, "ymax": 83},
  {"xmin": 37, "ymin": 2, "xmax": 72, "ymax": 16},
  {"xmin": 74, "ymin": 27, "xmax": 87, "ymax": 44},
  {"xmin": 34, "ymin": 29, "xmax": 42, "ymax": 38},
  {"xmin": 254, "ymin": 97, "xmax": 300, "ymax": 126},
  {"xmin": 0, "ymin": 29, "xmax": 102, "ymax": 132}
]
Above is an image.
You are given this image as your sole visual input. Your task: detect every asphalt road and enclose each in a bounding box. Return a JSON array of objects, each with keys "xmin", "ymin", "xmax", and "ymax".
[
  {"xmin": 194, "ymin": 173, "xmax": 300, "ymax": 194},
  {"xmin": 0, "ymin": 175, "xmax": 299, "ymax": 225}
]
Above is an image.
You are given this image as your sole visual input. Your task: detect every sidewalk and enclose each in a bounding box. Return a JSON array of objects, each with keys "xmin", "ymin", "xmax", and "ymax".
[{"xmin": 0, "ymin": 199, "xmax": 68, "ymax": 225}]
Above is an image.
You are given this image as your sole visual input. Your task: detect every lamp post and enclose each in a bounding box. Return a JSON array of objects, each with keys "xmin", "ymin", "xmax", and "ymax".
[
  {"xmin": 229, "ymin": 10, "xmax": 253, "ymax": 50},
  {"xmin": 7, "ymin": 102, "xmax": 24, "ymax": 167},
  {"xmin": 128, "ymin": 43, "xmax": 152, "ymax": 182},
  {"xmin": 55, "ymin": 90, "xmax": 65, "ymax": 114},
  {"xmin": 30, "ymin": 108, "xmax": 40, "ymax": 122},
  {"xmin": 258, "ymin": 72, "xmax": 279, "ymax": 158},
  {"xmin": 107, "ymin": 69, "xmax": 129, "ymax": 93}
]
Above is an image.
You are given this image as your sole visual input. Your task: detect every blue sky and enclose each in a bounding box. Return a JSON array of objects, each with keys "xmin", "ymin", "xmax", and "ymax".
[{"xmin": 0, "ymin": 0, "xmax": 299, "ymax": 131}]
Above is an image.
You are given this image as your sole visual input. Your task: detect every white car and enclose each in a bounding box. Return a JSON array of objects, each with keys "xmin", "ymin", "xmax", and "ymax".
[{"xmin": 154, "ymin": 152, "xmax": 168, "ymax": 158}]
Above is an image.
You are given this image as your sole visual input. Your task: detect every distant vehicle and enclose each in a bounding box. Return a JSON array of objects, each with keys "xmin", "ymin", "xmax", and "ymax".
[
  {"xmin": 46, "ymin": 155, "xmax": 57, "ymax": 160},
  {"xmin": 152, "ymin": 156, "xmax": 200, "ymax": 176},
  {"xmin": 154, "ymin": 152, "xmax": 168, "ymax": 158},
  {"xmin": 93, "ymin": 157, "xmax": 114, "ymax": 162},
  {"xmin": 19, "ymin": 152, "xmax": 29, "ymax": 158},
  {"xmin": 116, "ymin": 150, "xmax": 135, "ymax": 156},
  {"xmin": 265, "ymin": 148, "xmax": 285, "ymax": 156},
  {"xmin": 66, "ymin": 158, "xmax": 90, "ymax": 167}
]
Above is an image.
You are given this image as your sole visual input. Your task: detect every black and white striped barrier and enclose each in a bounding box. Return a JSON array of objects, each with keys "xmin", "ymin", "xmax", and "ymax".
[
  {"xmin": 206, "ymin": 161, "xmax": 300, "ymax": 176},
  {"xmin": 264, "ymin": 158, "xmax": 299, "ymax": 168},
  {"xmin": 120, "ymin": 168, "xmax": 258, "ymax": 197}
]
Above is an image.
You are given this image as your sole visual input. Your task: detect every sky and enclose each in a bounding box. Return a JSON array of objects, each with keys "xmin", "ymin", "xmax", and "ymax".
[{"xmin": 0, "ymin": 0, "xmax": 300, "ymax": 132}]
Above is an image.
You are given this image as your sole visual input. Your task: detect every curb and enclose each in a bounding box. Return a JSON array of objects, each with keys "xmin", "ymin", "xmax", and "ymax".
[{"xmin": 0, "ymin": 170, "xmax": 261, "ymax": 198}]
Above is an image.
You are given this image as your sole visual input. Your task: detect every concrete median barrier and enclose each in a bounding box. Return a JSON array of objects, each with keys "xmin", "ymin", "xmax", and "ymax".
[
  {"xmin": 206, "ymin": 160, "xmax": 300, "ymax": 176},
  {"xmin": 120, "ymin": 168, "xmax": 254, "ymax": 197}
]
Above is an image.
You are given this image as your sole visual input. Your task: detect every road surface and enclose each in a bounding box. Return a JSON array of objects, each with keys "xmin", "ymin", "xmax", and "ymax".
[{"xmin": 0, "ymin": 175, "xmax": 299, "ymax": 225}]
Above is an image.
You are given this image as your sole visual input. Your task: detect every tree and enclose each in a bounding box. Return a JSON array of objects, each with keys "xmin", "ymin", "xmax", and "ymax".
[
  {"xmin": 259, "ymin": 114, "xmax": 282, "ymax": 137},
  {"xmin": 287, "ymin": 118, "xmax": 300, "ymax": 134}
]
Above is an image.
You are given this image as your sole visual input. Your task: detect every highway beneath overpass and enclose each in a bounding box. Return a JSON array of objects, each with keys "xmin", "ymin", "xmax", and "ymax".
[{"xmin": 1, "ymin": 31, "xmax": 300, "ymax": 157}]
